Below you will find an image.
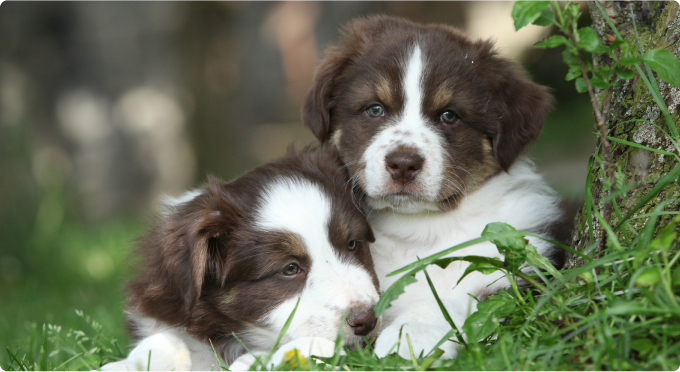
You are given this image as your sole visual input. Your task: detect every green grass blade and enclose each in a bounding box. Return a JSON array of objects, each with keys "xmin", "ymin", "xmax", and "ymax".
[
  {"xmin": 607, "ymin": 136, "xmax": 678, "ymax": 158},
  {"xmin": 614, "ymin": 163, "xmax": 680, "ymax": 231},
  {"xmin": 423, "ymin": 269, "xmax": 466, "ymax": 347},
  {"xmin": 261, "ymin": 297, "xmax": 301, "ymax": 370}
]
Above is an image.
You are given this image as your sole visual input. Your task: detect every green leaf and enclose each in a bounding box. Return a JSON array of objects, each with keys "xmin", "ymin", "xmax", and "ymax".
[
  {"xmin": 609, "ymin": 39, "xmax": 624, "ymax": 50},
  {"xmin": 577, "ymin": 27, "xmax": 601, "ymax": 53},
  {"xmin": 648, "ymin": 216, "xmax": 679, "ymax": 254},
  {"xmin": 567, "ymin": 2, "xmax": 581, "ymax": 19},
  {"xmin": 562, "ymin": 49, "xmax": 579, "ymax": 67},
  {"xmin": 535, "ymin": 35, "xmax": 568, "ymax": 49},
  {"xmin": 630, "ymin": 338, "xmax": 655, "ymax": 354},
  {"xmin": 525, "ymin": 244, "xmax": 563, "ymax": 281},
  {"xmin": 575, "ymin": 77, "xmax": 587, "ymax": 93},
  {"xmin": 463, "ymin": 295, "xmax": 516, "ymax": 342},
  {"xmin": 590, "ymin": 75, "xmax": 610, "ymax": 89},
  {"xmin": 532, "ymin": 6, "xmax": 554, "ymax": 27},
  {"xmin": 642, "ymin": 48, "xmax": 680, "ymax": 88},
  {"xmin": 615, "ymin": 68, "xmax": 635, "ymax": 80},
  {"xmin": 482, "ymin": 223, "xmax": 527, "ymax": 273},
  {"xmin": 565, "ymin": 66, "xmax": 581, "ymax": 81},
  {"xmin": 619, "ymin": 57, "xmax": 644, "ymax": 66},
  {"xmin": 373, "ymin": 269, "xmax": 418, "ymax": 317},
  {"xmin": 635, "ymin": 268, "xmax": 661, "ymax": 287},
  {"xmin": 511, "ymin": 1, "xmax": 551, "ymax": 31},
  {"xmin": 672, "ymin": 269, "xmax": 680, "ymax": 288},
  {"xmin": 457, "ymin": 259, "xmax": 502, "ymax": 285}
]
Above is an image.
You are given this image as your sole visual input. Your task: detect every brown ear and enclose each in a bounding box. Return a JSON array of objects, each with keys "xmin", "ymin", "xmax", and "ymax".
[
  {"xmin": 302, "ymin": 44, "xmax": 351, "ymax": 143},
  {"xmin": 173, "ymin": 176, "xmax": 239, "ymax": 309},
  {"xmin": 302, "ymin": 16, "xmax": 387, "ymax": 143},
  {"xmin": 479, "ymin": 43, "xmax": 553, "ymax": 171}
]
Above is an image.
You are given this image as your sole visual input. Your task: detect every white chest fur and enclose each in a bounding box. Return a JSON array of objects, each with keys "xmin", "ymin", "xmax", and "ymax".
[{"xmin": 368, "ymin": 158, "xmax": 562, "ymax": 358}]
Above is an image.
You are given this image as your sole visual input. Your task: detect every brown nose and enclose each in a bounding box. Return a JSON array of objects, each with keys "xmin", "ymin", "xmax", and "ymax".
[
  {"xmin": 386, "ymin": 152, "xmax": 423, "ymax": 182},
  {"xmin": 347, "ymin": 308, "xmax": 377, "ymax": 336}
]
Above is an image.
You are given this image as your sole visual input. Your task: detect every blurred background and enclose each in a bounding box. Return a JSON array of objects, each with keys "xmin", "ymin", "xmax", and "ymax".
[{"xmin": 0, "ymin": 1, "xmax": 593, "ymax": 356}]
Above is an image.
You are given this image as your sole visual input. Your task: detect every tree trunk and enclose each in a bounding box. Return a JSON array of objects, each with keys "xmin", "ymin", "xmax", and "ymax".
[{"xmin": 565, "ymin": 1, "xmax": 680, "ymax": 269}]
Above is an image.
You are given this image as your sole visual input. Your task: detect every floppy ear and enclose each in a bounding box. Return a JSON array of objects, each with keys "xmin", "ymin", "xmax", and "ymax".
[
  {"xmin": 163, "ymin": 176, "xmax": 240, "ymax": 310},
  {"xmin": 479, "ymin": 43, "xmax": 553, "ymax": 171},
  {"xmin": 302, "ymin": 17, "xmax": 383, "ymax": 143},
  {"xmin": 301, "ymin": 44, "xmax": 351, "ymax": 143}
]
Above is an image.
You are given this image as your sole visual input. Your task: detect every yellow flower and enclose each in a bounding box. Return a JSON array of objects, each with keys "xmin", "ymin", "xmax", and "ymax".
[{"xmin": 281, "ymin": 348, "xmax": 310, "ymax": 370}]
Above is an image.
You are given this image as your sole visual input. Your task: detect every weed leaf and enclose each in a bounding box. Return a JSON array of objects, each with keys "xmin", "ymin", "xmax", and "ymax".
[
  {"xmin": 642, "ymin": 48, "xmax": 680, "ymax": 88},
  {"xmin": 577, "ymin": 27, "xmax": 601, "ymax": 52},
  {"xmin": 535, "ymin": 35, "xmax": 567, "ymax": 49},
  {"xmin": 511, "ymin": 1, "xmax": 550, "ymax": 31}
]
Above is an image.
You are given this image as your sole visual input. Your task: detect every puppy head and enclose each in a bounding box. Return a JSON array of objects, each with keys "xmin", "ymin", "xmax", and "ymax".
[
  {"xmin": 128, "ymin": 148, "xmax": 380, "ymax": 357},
  {"xmin": 303, "ymin": 16, "xmax": 552, "ymax": 213}
]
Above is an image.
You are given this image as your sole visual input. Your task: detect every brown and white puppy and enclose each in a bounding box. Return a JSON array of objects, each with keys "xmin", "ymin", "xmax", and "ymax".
[
  {"xmin": 102, "ymin": 147, "xmax": 381, "ymax": 371},
  {"xmin": 303, "ymin": 16, "xmax": 564, "ymax": 359}
]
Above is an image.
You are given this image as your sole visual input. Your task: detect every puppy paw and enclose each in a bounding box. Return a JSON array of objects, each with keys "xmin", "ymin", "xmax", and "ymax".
[
  {"xmin": 229, "ymin": 353, "xmax": 260, "ymax": 371},
  {"xmin": 373, "ymin": 322, "xmax": 459, "ymax": 360},
  {"xmin": 101, "ymin": 332, "xmax": 192, "ymax": 371},
  {"xmin": 271, "ymin": 337, "xmax": 338, "ymax": 367}
]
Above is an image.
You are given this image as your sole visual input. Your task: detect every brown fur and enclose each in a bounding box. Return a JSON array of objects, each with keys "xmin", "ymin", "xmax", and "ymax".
[
  {"xmin": 302, "ymin": 16, "xmax": 554, "ymax": 211},
  {"xmin": 125, "ymin": 146, "xmax": 377, "ymax": 363}
]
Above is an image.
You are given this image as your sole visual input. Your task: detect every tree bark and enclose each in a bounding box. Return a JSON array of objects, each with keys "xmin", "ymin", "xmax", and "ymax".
[{"xmin": 566, "ymin": 1, "xmax": 680, "ymax": 268}]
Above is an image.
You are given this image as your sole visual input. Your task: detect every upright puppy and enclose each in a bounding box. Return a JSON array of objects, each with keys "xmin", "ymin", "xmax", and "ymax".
[
  {"xmin": 103, "ymin": 147, "xmax": 381, "ymax": 371},
  {"xmin": 303, "ymin": 16, "xmax": 564, "ymax": 359}
]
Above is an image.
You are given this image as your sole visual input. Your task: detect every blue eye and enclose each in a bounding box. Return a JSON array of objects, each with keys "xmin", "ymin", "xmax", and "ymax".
[
  {"xmin": 441, "ymin": 110, "xmax": 458, "ymax": 124},
  {"xmin": 282, "ymin": 263, "xmax": 300, "ymax": 276},
  {"xmin": 367, "ymin": 105, "xmax": 385, "ymax": 118}
]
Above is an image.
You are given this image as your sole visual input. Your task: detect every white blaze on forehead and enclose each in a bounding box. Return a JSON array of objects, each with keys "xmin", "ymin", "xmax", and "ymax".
[
  {"xmin": 361, "ymin": 44, "xmax": 446, "ymax": 213},
  {"xmin": 254, "ymin": 176, "xmax": 379, "ymax": 341},
  {"xmin": 402, "ymin": 45, "xmax": 424, "ymax": 125},
  {"xmin": 256, "ymin": 177, "xmax": 331, "ymax": 244}
]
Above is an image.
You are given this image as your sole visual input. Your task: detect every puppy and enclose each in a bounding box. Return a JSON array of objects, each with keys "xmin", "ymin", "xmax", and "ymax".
[
  {"xmin": 103, "ymin": 147, "xmax": 381, "ymax": 370},
  {"xmin": 302, "ymin": 16, "xmax": 564, "ymax": 359}
]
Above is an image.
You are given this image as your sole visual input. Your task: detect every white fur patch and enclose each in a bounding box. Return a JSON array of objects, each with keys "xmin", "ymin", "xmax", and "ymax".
[
  {"xmin": 370, "ymin": 157, "xmax": 562, "ymax": 359},
  {"xmin": 254, "ymin": 177, "xmax": 380, "ymax": 345},
  {"xmin": 361, "ymin": 44, "xmax": 446, "ymax": 213}
]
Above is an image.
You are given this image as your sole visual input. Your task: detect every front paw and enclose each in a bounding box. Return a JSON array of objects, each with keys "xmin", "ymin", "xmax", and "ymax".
[
  {"xmin": 229, "ymin": 337, "xmax": 338, "ymax": 370},
  {"xmin": 270, "ymin": 337, "xmax": 338, "ymax": 367},
  {"xmin": 373, "ymin": 322, "xmax": 459, "ymax": 360}
]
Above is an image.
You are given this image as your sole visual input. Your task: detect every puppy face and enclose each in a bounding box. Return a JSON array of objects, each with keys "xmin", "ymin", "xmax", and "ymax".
[
  {"xmin": 303, "ymin": 16, "xmax": 552, "ymax": 213},
  {"xmin": 127, "ymin": 149, "xmax": 380, "ymax": 359}
]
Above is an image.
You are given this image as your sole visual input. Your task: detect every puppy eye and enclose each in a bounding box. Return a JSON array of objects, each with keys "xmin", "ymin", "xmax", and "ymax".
[
  {"xmin": 367, "ymin": 105, "xmax": 385, "ymax": 118},
  {"xmin": 348, "ymin": 240, "xmax": 358, "ymax": 251},
  {"xmin": 281, "ymin": 263, "xmax": 301, "ymax": 276},
  {"xmin": 440, "ymin": 110, "xmax": 458, "ymax": 125}
]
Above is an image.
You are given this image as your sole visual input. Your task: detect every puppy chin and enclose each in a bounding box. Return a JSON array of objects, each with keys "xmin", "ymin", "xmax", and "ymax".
[{"xmin": 365, "ymin": 193, "xmax": 441, "ymax": 214}]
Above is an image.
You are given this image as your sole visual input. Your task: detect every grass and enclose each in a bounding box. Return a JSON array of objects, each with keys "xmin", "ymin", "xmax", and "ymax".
[
  {"xmin": 0, "ymin": 220, "xmax": 140, "ymax": 370},
  {"xmin": 3, "ymin": 174, "xmax": 679, "ymax": 371},
  {"xmin": 3, "ymin": 2, "xmax": 680, "ymax": 370}
]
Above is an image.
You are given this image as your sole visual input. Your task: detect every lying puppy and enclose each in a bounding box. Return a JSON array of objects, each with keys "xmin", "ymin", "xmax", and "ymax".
[
  {"xmin": 302, "ymin": 16, "xmax": 564, "ymax": 359},
  {"xmin": 103, "ymin": 147, "xmax": 381, "ymax": 370}
]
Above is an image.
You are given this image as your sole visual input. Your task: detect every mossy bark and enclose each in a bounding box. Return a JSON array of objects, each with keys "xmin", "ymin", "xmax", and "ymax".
[{"xmin": 565, "ymin": 1, "xmax": 680, "ymax": 269}]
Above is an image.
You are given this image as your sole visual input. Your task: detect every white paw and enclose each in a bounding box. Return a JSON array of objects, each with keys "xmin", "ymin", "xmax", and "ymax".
[
  {"xmin": 101, "ymin": 332, "xmax": 192, "ymax": 371},
  {"xmin": 229, "ymin": 353, "xmax": 260, "ymax": 371},
  {"xmin": 270, "ymin": 337, "xmax": 338, "ymax": 366},
  {"xmin": 373, "ymin": 322, "xmax": 459, "ymax": 360},
  {"xmin": 228, "ymin": 337, "xmax": 339, "ymax": 370}
]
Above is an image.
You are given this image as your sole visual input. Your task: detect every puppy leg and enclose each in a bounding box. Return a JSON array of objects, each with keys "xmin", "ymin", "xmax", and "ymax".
[
  {"xmin": 373, "ymin": 285, "xmax": 477, "ymax": 360},
  {"xmin": 101, "ymin": 332, "xmax": 192, "ymax": 371}
]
